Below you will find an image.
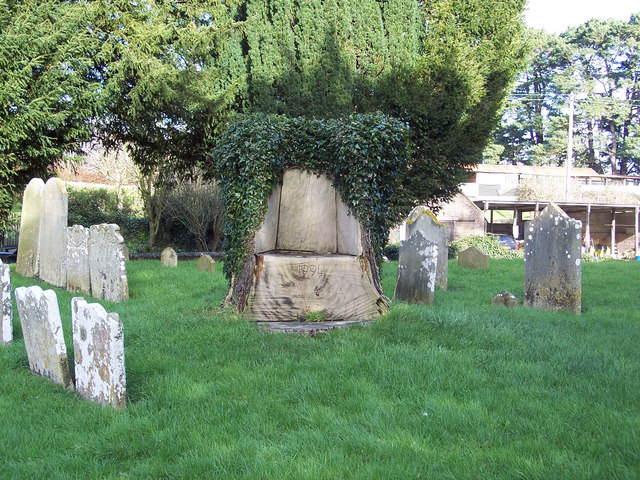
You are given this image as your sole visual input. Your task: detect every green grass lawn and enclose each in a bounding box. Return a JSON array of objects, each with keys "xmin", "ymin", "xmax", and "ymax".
[{"xmin": 2, "ymin": 258, "xmax": 639, "ymax": 479}]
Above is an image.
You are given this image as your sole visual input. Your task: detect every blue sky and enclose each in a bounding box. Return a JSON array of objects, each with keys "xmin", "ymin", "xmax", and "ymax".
[{"xmin": 525, "ymin": 0, "xmax": 639, "ymax": 33}]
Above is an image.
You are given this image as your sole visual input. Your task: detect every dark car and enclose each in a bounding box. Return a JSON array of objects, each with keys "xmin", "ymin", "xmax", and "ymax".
[{"xmin": 489, "ymin": 233, "xmax": 517, "ymax": 250}]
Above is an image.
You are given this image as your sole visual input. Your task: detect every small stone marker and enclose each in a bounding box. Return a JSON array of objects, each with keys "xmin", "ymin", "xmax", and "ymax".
[
  {"xmin": 405, "ymin": 206, "xmax": 448, "ymax": 289},
  {"xmin": 16, "ymin": 178, "xmax": 45, "ymax": 277},
  {"xmin": 67, "ymin": 225, "xmax": 91, "ymax": 295},
  {"xmin": 89, "ymin": 224, "xmax": 129, "ymax": 302},
  {"xmin": 72, "ymin": 297, "xmax": 126, "ymax": 408},
  {"xmin": 491, "ymin": 291, "xmax": 519, "ymax": 308},
  {"xmin": 458, "ymin": 246, "xmax": 489, "ymax": 269},
  {"xmin": 14, "ymin": 286, "xmax": 73, "ymax": 389},
  {"xmin": 38, "ymin": 177, "xmax": 68, "ymax": 288},
  {"xmin": 524, "ymin": 203, "xmax": 582, "ymax": 314},
  {"xmin": 394, "ymin": 230, "xmax": 438, "ymax": 305},
  {"xmin": 197, "ymin": 254, "xmax": 216, "ymax": 273},
  {"xmin": 1, "ymin": 262, "xmax": 12, "ymax": 344},
  {"xmin": 161, "ymin": 247, "xmax": 178, "ymax": 267}
]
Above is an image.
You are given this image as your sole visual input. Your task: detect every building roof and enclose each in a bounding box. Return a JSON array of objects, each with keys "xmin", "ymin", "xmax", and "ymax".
[{"xmin": 472, "ymin": 164, "xmax": 599, "ymax": 177}]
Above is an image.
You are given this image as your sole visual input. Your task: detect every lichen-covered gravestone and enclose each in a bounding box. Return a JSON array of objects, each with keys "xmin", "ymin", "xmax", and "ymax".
[
  {"xmin": 405, "ymin": 206, "xmax": 448, "ymax": 289},
  {"xmin": 394, "ymin": 230, "xmax": 438, "ymax": 305},
  {"xmin": 89, "ymin": 224, "xmax": 129, "ymax": 302},
  {"xmin": 72, "ymin": 297, "xmax": 126, "ymax": 408},
  {"xmin": 197, "ymin": 254, "xmax": 215, "ymax": 273},
  {"xmin": 458, "ymin": 246, "xmax": 489, "ymax": 269},
  {"xmin": 14, "ymin": 286, "xmax": 73, "ymax": 388},
  {"xmin": 524, "ymin": 203, "xmax": 582, "ymax": 314},
  {"xmin": 1, "ymin": 261, "xmax": 12, "ymax": 344},
  {"xmin": 161, "ymin": 247, "xmax": 178, "ymax": 267},
  {"xmin": 67, "ymin": 225, "xmax": 91, "ymax": 295},
  {"xmin": 39, "ymin": 178, "xmax": 68, "ymax": 288},
  {"xmin": 16, "ymin": 178, "xmax": 45, "ymax": 277}
]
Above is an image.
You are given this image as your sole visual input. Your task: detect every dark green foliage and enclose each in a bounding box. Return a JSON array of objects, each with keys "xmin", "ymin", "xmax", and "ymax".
[
  {"xmin": 0, "ymin": 0, "xmax": 104, "ymax": 228},
  {"xmin": 67, "ymin": 187, "xmax": 147, "ymax": 244},
  {"xmin": 210, "ymin": 113, "xmax": 410, "ymax": 280},
  {"xmin": 238, "ymin": 0, "xmax": 526, "ymax": 207}
]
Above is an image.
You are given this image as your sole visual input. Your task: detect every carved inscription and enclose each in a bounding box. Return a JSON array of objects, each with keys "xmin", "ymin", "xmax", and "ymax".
[{"xmin": 293, "ymin": 261, "xmax": 326, "ymax": 280}]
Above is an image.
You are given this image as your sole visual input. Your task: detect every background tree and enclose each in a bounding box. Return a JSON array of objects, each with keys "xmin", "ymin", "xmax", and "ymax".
[
  {"xmin": 0, "ymin": 0, "xmax": 104, "ymax": 231},
  {"xmin": 488, "ymin": 15, "xmax": 640, "ymax": 173}
]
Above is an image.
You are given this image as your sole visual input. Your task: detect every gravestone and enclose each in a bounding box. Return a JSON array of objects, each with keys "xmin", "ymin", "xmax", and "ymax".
[
  {"xmin": 67, "ymin": 225, "xmax": 91, "ymax": 295},
  {"xmin": 492, "ymin": 291, "xmax": 519, "ymax": 308},
  {"xmin": 14, "ymin": 286, "xmax": 73, "ymax": 388},
  {"xmin": 1, "ymin": 262, "xmax": 11, "ymax": 344},
  {"xmin": 39, "ymin": 177, "xmax": 68, "ymax": 287},
  {"xmin": 72, "ymin": 298, "xmax": 126, "ymax": 408},
  {"xmin": 161, "ymin": 247, "xmax": 178, "ymax": 267},
  {"xmin": 197, "ymin": 254, "xmax": 216, "ymax": 273},
  {"xmin": 394, "ymin": 230, "xmax": 438, "ymax": 305},
  {"xmin": 524, "ymin": 203, "xmax": 582, "ymax": 314},
  {"xmin": 458, "ymin": 246, "xmax": 489, "ymax": 269},
  {"xmin": 405, "ymin": 206, "xmax": 448, "ymax": 289},
  {"xmin": 16, "ymin": 178, "xmax": 45, "ymax": 277},
  {"xmin": 89, "ymin": 224, "xmax": 129, "ymax": 302}
]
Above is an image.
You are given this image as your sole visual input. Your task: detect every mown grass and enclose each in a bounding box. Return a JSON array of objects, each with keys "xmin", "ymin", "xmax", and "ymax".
[{"xmin": 1, "ymin": 258, "xmax": 639, "ymax": 479}]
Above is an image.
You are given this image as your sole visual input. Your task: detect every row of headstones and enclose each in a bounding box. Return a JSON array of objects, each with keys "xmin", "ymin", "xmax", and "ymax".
[
  {"xmin": 2, "ymin": 273, "xmax": 125, "ymax": 407},
  {"xmin": 394, "ymin": 203, "xmax": 582, "ymax": 314},
  {"xmin": 161, "ymin": 247, "xmax": 217, "ymax": 272},
  {"xmin": 16, "ymin": 178, "xmax": 129, "ymax": 302}
]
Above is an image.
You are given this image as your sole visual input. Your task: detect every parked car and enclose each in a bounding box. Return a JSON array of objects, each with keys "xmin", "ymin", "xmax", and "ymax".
[{"xmin": 488, "ymin": 233, "xmax": 518, "ymax": 250}]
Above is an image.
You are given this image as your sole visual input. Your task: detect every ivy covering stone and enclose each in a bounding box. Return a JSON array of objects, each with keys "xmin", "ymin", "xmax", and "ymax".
[{"xmin": 210, "ymin": 113, "xmax": 411, "ymax": 290}]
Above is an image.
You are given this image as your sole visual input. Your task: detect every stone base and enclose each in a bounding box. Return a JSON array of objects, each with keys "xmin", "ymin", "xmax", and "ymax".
[{"xmin": 244, "ymin": 254, "xmax": 389, "ymax": 322}]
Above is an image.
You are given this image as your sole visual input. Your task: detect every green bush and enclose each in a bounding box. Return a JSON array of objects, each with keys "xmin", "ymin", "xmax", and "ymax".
[
  {"xmin": 67, "ymin": 186, "xmax": 147, "ymax": 244},
  {"xmin": 450, "ymin": 235, "xmax": 523, "ymax": 259}
]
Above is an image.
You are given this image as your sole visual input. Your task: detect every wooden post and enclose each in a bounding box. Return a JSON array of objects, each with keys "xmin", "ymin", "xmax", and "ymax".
[
  {"xmin": 483, "ymin": 202, "xmax": 489, "ymax": 234},
  {"xmin": 512, "ymin": 209, "xmax": 519, "ymax": 239},
  {"xmin": 490, "ymin": 209, "xmax": 494, "ymax": 234},
  {"xmin": 635, "ymin": 206, "xmax": 639, "ymax": 259},
  {"xmin": 585, "ymin": 204, "xmax": 591, "ymax": 251},
  {"xmin": 611, "ymin": 209, "xmax": 616, "ymax": 257}
]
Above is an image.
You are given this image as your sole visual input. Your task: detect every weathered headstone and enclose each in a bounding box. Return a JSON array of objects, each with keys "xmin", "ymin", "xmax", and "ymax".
[
  {"xmin": 1, "ymin": 262, "xmax": 11, "ymax": 344},
  {"xmin": 14, "ymin": 286, "xmax": 73, "ymax": 388},
  {"xmin": 394, "ymin": 230, "xmax": 438, "ymax": 305},
  {"xmin": 88, "ymin": 224, "xmax": 129, "ymax": 302},
  {"xmin": 197, "ymin": 254, "xmax": 216, "ymax": 273},
  {"xmin": 458, "ymin": 246, "xmax": 489, "ymax": 269},
  {"xmin": 524, "ymin": 203, "xmax": 582, "ymax": 314},
  {"xmin": 492, "ymin": 291, "xmax": 519, "ymax": 308},
  {"xmin": 67, "ymin": 225, "xmax": 91, "ymax": 295},
  {"xmin": 405, "ymin": 206, "xmax": 448, "ymax": 289},
  {"xmin": 16, "ymin": 178, "xmax": 45, "ymax": 277},
  {"xmin": 39, "ymin": 178, "xmax": 68, "ymax": 287},
  {"xmin": 161, "ymin": 247, "xmax": 178, "ymax": 267},
  {"xmin": 72, "ymin": 297, "xmax": 126, "ymax": 408}
]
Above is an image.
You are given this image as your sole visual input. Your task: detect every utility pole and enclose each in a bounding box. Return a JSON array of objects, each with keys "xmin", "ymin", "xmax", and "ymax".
[{"xmin": 565, "ymin": 92, "xmax": 575, "ymax": 202}]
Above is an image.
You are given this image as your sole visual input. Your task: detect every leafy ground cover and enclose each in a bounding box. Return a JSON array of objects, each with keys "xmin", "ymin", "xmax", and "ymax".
[{"xmin": 1, "ymin": 259, "xmax": 639, "ymax": 479}]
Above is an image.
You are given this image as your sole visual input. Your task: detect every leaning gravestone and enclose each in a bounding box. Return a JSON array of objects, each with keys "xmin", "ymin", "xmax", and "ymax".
[
  {"xmin": 161, "ymin": 247, "xmax": 178, "ymax": 267},
  {"xmin": 67, "ymin": 225, "xmax": 91, "ymax": 295},
  {"xmin": 16, "ymin": 178, "xmax": 45, "ymax": 277},
  {"xmin": 524, "ymin": 203, "xmax": 582, "ymax": 314},
  {"xmin": 458, "ymin": 246, "xmax": 489, "ymax": 269},
  {"xmin": 394, "ymin": 230, "xmax": 438, "ymax": 305},
  {"xmin": 405, "ymin": 206, "xmax": 448, "ymax": 290},
  {"xmin": 39, "ymin": 178, "xmax": 68, "ymax": 288},
  {"xmin": 1, "ymin": 261, "xmax": 12, "ymax": 344},
  {"xmin": 89, "ymin": 224, "xmax": 129, "ymax": 302},
  {"xmin": 14, "ymin": 286, "xmax": 73, "ymax": 388},
  {"xmin": 197, "ymin": 254, "xmax": 216, "ymax": 273},
  {"xmin": 72, "ymin": 297, "xmax": 126, "ymax": 408}
]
